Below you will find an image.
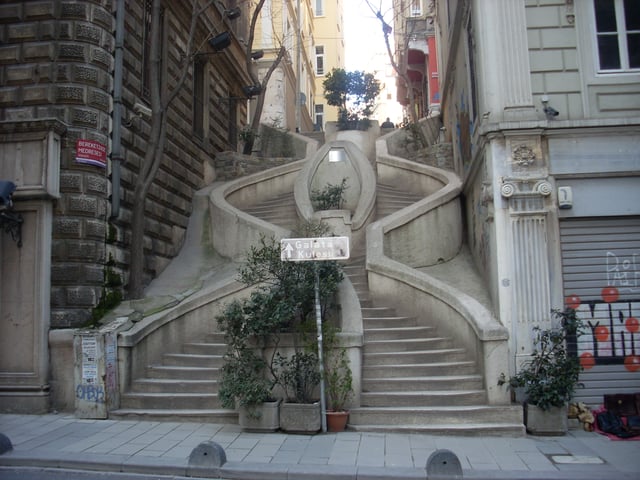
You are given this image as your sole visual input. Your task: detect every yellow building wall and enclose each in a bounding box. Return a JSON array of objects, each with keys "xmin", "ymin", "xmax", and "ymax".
[{"xmin": 312, "ymin": 0, "xmax": 345, "ymax": 129}]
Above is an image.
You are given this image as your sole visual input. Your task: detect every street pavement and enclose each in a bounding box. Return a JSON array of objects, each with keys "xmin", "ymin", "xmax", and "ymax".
[{"xmin": 1, "ymin": 413, "xmax": 639, "ymax": 479}]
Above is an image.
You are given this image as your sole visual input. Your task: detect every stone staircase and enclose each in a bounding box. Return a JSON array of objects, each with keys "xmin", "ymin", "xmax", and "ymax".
[
  {"xmin": 112, "ymin": 173, "xmax": 524, "ymax": 434},
  {"xmin": 344, "ymin": 255, "xmax": 523, "ymax": 435},
  {"xmin": 111, "ymin": 333, "xmax": 236, "ymax": 423}
]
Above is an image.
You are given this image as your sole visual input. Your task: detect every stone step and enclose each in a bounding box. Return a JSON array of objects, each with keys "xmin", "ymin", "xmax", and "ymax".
[
  {"xmin": 364, "ymin": 326, "xmax": 435, "ymax": 341},
  {"xmin": 348, "ymin": 405, "xmax": 524, "ymax": 432},
  {"xmin": 360, "ymin": 306, "xmax": 397, "ymax": 316},
  {"xmin": 362, "ymin": 361, "xmax": 477, "ymax": 377},
  {"xmin": 131, "ymin": 378, "xmax": 219, "ymax": 393},
  {"xmin": 119, "ymin": 392, "xmax": 222, "ymax": 410},
  {"xmin": 183, "ymin": 342, "xmax": 227, "ymax": 355},
  {"xmin": 362, "ymin": 374, "xmax": 483, "ymax": 392},
  {"xmin": 109, "ymin": 408, "xmax": 237, "ymax": 424},
  {"xmin": 145, "ymin": 365, "xmax": 219, "ymax": 380},
  {"xmin": 360, "ymin": 389, "xmax": 487, "ymax": 407},
  {"xmin": 363, "ymin": 337, "xmax": 453, "ymax": 353},
  {"xmin": 348, "ymin": 421, "xmax": 525, "ymax": 437},
  {"xmin": 162, "ymin": 353, "xmax": 223, "ymax": 367},
  {"xmin": 362, "ymin": 316, "xmax": 418, "ymax": 328},
  {"xmin": 363, "ymin": 348, "xmax": 468, "ymax": 365}
]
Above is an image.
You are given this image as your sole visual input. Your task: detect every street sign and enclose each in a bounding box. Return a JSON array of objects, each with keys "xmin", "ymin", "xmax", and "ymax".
[{"xmin": 280, "ymin": 236, "xmax": 350, "ymax": 262}]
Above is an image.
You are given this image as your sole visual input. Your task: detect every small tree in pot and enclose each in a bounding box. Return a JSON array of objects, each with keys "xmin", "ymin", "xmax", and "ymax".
[
  {"xmin": 324, "ymin": 346, "xmax": 353, "ymax": 432},
  {"xmin": 503, "ymin": 308, "xmax": 583, "ymax": 435}
]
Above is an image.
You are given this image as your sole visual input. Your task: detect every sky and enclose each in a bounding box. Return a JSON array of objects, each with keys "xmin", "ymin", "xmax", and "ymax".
[{"xmin": 344, "ymin": 0, "xmax": 394, "ymax": 71}]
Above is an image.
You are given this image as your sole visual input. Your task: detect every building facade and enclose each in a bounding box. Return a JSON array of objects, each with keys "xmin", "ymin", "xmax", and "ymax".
[
  {"xmin": 0, "ymin": 0, "xmax": 251, "ymax": 412},
  {"xmin": 435, "ymin": 0, "xmax": 640, "ymax": 405},
  {"xmin": 392, "ymin": 0, "xmax": 440, "ymax": 119},
  {"xmin": 249, "ymin": 0, "xmax": 319, "ymax": 133},
  {"xmin": 311, "ymin": 0, "xmax": 345, "ymax": 130}
]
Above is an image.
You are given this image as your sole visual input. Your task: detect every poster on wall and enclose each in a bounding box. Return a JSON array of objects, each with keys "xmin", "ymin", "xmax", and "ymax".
[{"xmin": 75, "ymin": 139, "xmax": 107, "ymax": 168}]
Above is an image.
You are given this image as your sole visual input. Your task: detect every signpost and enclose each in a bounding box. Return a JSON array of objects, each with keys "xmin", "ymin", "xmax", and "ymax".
[
  {"xmin": 280, "ymin": 236, "xmax": 350, "ymax": 432},
  {"xmin": 280, "ymin": 236, "xmax": 349, "ymax": 262}
]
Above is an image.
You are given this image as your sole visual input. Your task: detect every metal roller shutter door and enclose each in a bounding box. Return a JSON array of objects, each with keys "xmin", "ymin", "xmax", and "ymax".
[{"xmin": 560, "ymin": 217, "xmax": 640, "ymax": 408}]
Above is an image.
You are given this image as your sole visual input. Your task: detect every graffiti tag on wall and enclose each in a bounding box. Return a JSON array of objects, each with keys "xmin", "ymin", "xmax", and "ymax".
[
  {"xmin": 566, "ymin": 287, "xmax": 640, "ymax": 373},
  {"xmin": 607, "ymin": 251, "xmax": 639, "ymax": 293},
  {"xmin": 76, "ymin": 384, "xmax": 105, "ymax": 403}
]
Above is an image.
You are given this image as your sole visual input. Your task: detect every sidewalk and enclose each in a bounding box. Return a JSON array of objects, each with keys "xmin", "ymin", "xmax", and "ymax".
[{"xmin": 1, "ymin": 413, "xmax": 638, "ymax": 480}]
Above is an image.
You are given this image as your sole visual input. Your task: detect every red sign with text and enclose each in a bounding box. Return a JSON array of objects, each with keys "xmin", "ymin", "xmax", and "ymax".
[{"xmin": 76, "ymin": 140, "xmax": 107, "ymax": 168}]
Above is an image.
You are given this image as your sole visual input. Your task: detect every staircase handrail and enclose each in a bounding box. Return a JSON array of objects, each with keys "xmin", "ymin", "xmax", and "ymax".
[
  {"xmin": 368, "ymin": 145, "xmax": 510, "ymax": 405},
  {"xmin": 209, "ymin": 160, "xmax": 304, "ymax": 260}
]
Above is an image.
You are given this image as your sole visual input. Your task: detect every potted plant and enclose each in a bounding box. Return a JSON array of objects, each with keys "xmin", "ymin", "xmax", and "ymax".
[
  {"xmin": 503, "ymin": 308, "xmax": 583, "ymax": 435},
  {"xmin": 273, "ymin": 350, "xmax": 322, "ymax": 433},
  {"xmin": 217, "ymin": 298, "xmax": 280, "ymax": 432},
  {"xmin": 324, "ymin": 346, "xmax": 353, "ymax": 432}
]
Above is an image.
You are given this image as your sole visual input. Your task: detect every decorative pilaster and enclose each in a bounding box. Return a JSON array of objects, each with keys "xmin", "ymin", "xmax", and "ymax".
[
  {"xmin": 500, "ymin": 134, "xmax": 553, "ymax": 355},
  {"xmin": 485, "ymin": 0, "xmax": 536, "ymax": 120}
]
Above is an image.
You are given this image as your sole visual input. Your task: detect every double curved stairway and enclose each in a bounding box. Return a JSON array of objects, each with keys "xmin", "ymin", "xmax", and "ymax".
[{"xmin": 111, "ymin": 127, "xmax": 524, "ymax": 435}]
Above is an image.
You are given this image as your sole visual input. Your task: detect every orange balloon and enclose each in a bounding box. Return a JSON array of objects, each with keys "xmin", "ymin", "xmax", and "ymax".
[
  {"xmin": 580, "ymin": 352, "xmax": 595, "ymax": 370},
  {"xmin": 601, "ymin": 287, "xmax": 619, "ymax": 303},
  {"xmin": 565, "ymin": 295, "xmax": 581, "ymax": 310},
  {"xmin": 624, "ymin": 355, "xmax": 640, "ymax": 373},
  {"xmin": 594, "ymin": 325, "xmax": 609, "ymax": 342},
  {"xmin": 625, "ymin": 317, "xmax": 639, "ymax": 334}
]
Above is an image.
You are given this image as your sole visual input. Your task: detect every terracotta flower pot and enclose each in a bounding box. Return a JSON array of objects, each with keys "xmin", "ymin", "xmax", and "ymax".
[{"xmin": 326, "ymin": 410, "xmax": 349, "ymax": 432}]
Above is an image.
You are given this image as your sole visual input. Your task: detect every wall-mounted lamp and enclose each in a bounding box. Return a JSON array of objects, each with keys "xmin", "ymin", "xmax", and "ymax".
[
  {"xmin": 224, "ymin": 7, "xmax": 241, "ymax": 20},
  {"xmin": 251, "ymin": 50, "xmax": 264, "ymax": 60},
  {"xmin": 0, "ymin": 180, "xmax": 23, "ymax": 247},
  {"xmin": 209, "ymin": 31, "xmax": 231, "ymax": 52},
  {"xmin": 541, "ymin": 95, "xmax": 559, "ymax": 120},
  {"xmin": 243, "ymin": 84, "xmax": 262, "ymax": 98}
]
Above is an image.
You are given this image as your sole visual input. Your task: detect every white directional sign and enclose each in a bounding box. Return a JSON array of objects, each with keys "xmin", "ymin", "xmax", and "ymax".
[{"xmin": 280, "ymin": 236, "xmax": 350, "ymax": 262}]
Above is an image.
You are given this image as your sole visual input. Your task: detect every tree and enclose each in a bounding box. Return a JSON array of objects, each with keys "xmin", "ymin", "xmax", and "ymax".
[
  {"xmin": 364, "ymin": 0, "xmax": 427, "ymax": 146},
  {"xmin": 323, "ymin": 68, "xmax": 381, "ymax": 130},
  {"xmin": 128, "ymin": 0, "xmax": 275, "ymax": 298},
  {"xmin": 241, "ymin": 0, "xmax": 288, "ymax": 155}
]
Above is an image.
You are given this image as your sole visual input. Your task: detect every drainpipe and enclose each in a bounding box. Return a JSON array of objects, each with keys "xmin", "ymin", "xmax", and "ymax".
[
  {"xmin": 295, "ymin": 0, "xmax": 301, "ymax": 133},
  {"xmin": 110, "ymin": 0, "xmax": 125, "ymax": 218}
]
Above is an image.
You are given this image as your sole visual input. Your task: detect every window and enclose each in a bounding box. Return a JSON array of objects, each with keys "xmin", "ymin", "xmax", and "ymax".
[
  {"xmin": 593, "ymin": 0, "xmax": 639, "ymax": 71},
  {"xmin": 141, "ymin": 0, "xmax": 164, "ymax": 100},
  {"xmin": 314, "ymin": 104, "xmax": 324, "ymax": 130},
  {"xmin": 315, "ymin": 45, "xmax": 325, "ymax": 75},
  {"xmin": 193, "ymin": 60, "xmax": 205, "ymax": 139},
  {"xmin": 315, "ymin": 0, "xmax": 324, "ymax": 16},
  {"xmin": 411, "ymin": 0, "xmax": 422, "ymax": 17},
  {"xmin": 141, "ymin": 0, "xmax": 153, "ymax": 99},
  {"xmin": 228, "ymin": 99, "xmax": 238, "ymax": 149}
]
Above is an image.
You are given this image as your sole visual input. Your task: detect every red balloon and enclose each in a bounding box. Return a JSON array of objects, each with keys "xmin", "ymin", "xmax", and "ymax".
[
  {"xmin": 580, "ymin": 352, "xmax": 595, "ymax": 370},
  {"xmin": 594, "ymin": 325, "xmax": 609, "ymax": 342},
  {"xmin": 565, "ymin": 295, "xmax": 581, "ymax": 309},
  {"xmin": 625, "ymin": 317, "xmax": 639, "ymax": 334},
  {"xmin": 601, "ymin": 287, "xmax": 619, "ymax": 303},
  {"xmin": 624, "ymin": 355, "xmax": 640, "ymax": 373}
]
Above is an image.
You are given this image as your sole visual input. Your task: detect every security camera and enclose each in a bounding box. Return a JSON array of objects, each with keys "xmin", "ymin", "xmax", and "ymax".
[
  {"xmin": 0, "ymin": 180, "xmax": 16, "ymax": 210},
  {"xmin": 133, "ymin": 102, "xmax": 152, "ymax": 118},
  {"xmin": 543, "ymin": 106, "xmax": 559, "ymax": 117}
]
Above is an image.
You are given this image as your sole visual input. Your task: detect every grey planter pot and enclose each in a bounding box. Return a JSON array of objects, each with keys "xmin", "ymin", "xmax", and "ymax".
[
  {"xmin": 238, "ymin": 400, "xmax": 281, "ymax": 432},
  {"xmin": 279, "ymin": 402, "xmax": 321, "ymax": 434},
  {"xmin": 525, "ymin": 403, "xmax": 568, "ymax": 436}
]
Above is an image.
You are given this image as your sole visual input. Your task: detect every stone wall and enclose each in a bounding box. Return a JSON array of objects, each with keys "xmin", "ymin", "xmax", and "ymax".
[
  {"xmin": 0, "ymin": 1, "xmax": 249, "ymax": 328},
  {"xmin": 0, "ymin": 1, "xmax": 115, "ymax": 328}
]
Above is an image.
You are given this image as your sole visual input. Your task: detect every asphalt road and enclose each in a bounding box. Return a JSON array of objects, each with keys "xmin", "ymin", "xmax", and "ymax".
[{"xmin": 0, "ymin": 467, "xmax": 217, "ymax": 480}]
